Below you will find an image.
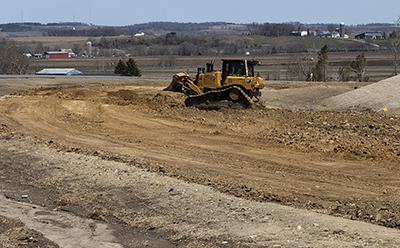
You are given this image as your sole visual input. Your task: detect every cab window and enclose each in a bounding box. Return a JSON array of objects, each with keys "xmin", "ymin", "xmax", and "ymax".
[{"xmin": 230, "ymin": 61, "xmax": 245, "ymax": 76}]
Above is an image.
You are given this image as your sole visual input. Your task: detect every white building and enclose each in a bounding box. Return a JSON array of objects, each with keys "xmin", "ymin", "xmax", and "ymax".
[{"xmin": 36, "ymin": 68, "xmax": 83, "ymax": 76}]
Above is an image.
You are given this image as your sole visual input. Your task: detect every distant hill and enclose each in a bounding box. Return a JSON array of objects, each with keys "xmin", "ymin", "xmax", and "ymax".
[
  {"xmin": 0, "ymin": 21, "xmax": 398, "ymax": 38},
  {"xmin": 118, "ymin": 22, "xmax": 249, "ymax": 35},
  {"xmin": 0, "ymin": 22, "xmax": 249, "ymax": 37}
]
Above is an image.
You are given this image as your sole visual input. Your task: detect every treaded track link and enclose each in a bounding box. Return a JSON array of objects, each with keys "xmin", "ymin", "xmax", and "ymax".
[{"xmin": 185, "ymin": 86, "xmax": 254, "ymax": 109}]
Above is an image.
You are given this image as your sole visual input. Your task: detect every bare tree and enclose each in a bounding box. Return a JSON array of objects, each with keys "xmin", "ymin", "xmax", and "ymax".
[
  {"xmin": 388, "ymin": 36, "xmax": 400, "ymax": 75},
  {"xmin": 389, "ymin": 17, "xmax": 400, "ymax": 75},
  {"xmin": 395, "ymin": 16, "xmax": 400, "ymax": 26},
  {"xmin": 0, "ymin": 39, "xmax": 29, "ymax": 75},
  {"xmin": 350, "ymin": 53, "xmax": 367, "ymax": 82},
  {"xmin": 337, "ymin": 63, "xmax": 352, "ymax": 81},
  {"xmin": 158, "ymin": 55, "xmax": 176, "ymax": 68},
  {"xmin": 72, "ymin": 43, "xmax": 84, "ymax": 56},
  {"xmin": 345, "ymin": 27, "xmax": 352, "ymax": 36},
  {"xmin": 327, "ymin": 24, "xmax": 336, "ymax": 33},
  {"xmin": 287, "ymin": 52, "xmax": 315, "ymax": 81}
]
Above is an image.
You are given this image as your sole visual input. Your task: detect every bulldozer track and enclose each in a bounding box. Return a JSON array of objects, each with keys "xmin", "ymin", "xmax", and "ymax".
[{"xmin": 185, "ymin": 85, "xmax": 254, "ymax": 108}]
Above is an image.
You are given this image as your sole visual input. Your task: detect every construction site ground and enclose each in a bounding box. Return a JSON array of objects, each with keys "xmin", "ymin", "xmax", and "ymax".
[{"xmin": 1, "ymin": 76, "xmax": 400, "ymax": 247}]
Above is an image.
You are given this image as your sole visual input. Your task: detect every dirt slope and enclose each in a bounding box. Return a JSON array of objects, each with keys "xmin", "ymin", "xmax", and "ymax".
[
  {"xmin": 321, "ymin": 74, "xmax": 400, "ymax": 114},
  {"xmin": 2, "ymin": 79, "xmax": 400, "ymax": 247}
]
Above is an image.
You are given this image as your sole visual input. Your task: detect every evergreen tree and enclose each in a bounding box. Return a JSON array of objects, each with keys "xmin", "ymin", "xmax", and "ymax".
[
  {"xmin": 312, "ymin": 45, "xmax": 329, "ymax": 81},
  {"xmin": 125, "ymin": 58, "xmax": 142, "ymax": 76},
  {"xmin": 114, "ymin": 59, "xmax": 127, "ymax": 75}
]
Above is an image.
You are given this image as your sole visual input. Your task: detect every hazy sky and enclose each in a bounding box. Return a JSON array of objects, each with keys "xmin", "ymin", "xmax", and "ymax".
[{"xmin": 2, "ymin": 0, "xmax": 399, "ymax": 26}]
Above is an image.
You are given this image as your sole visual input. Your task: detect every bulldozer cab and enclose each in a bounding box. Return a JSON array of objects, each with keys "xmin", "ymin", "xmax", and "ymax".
[
  {"xmin": 226, "ymin": 60, "xmax": 245, "ymax": 76},
  {"xmin": 223, "ymin": 60, "xmax": 245, "ymax": 76},
  {"xmin": 222, "ymin": 59, "xmax": 259, "ymax": 77},
  {"xmin": 221, "ymin": 59, "xmax": 260, "ymax": 85}
]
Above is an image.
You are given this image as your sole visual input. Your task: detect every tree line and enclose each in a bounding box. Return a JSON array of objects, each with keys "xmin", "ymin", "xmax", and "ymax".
[
  {"xmin": 90, "ymin": 32, "xmax": 383, "ymax": 58},
  {"xmin": 47, "ymin": 27, "xmax": 120, "ymax": 37},
  {"xmin": 44, "ymin": 22, "xmax": 302, "ymax": 37},
  {"xmin": 287, "ymin": 45, "xmax": 369, "ymax": 82},
  {"xmin": 119, "ymin": 22, "xmax": 246, "ymax": 35},
  {"xmin": 1, "ymin": 21, "xmax": 397, "ymax": 37},
  {"xmin": 93, "ymin": 33, "xmax": 257, "ymax": 57},
  {"xmin": 248, "ymin": 23, "xmax": 298, "ymax": 36}
]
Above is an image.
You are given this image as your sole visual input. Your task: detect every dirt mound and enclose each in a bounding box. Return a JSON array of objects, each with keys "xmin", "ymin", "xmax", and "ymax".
[
  {"xmin": 321, "ymin": 75, "xmax": 400, "ymax": 114},
  {"xmin": 2, "ymin": 82, "xmax": 400, "ymax": 234},
  {"xmin": 260, "ymin": 81, "xmax": 371, "ymax": 111},
  {"xmin": 102, "ymin": 86, "xmax": 185, "ymax": 107}
]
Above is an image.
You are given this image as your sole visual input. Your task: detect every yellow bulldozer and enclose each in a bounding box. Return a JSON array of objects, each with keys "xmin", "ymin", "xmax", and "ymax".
[{"xmin": 164, "ymin": 59, "xmax": 264, "ymax": 108}]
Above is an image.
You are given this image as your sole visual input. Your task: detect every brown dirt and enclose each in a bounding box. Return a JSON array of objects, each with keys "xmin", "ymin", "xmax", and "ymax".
[
  {"xmin": 0, "ymin": 215, "xmax": 59, "ymax": 247},
  {"xmin": 2, "ymin": 78, "xmax": 400, "ymax": 247}
]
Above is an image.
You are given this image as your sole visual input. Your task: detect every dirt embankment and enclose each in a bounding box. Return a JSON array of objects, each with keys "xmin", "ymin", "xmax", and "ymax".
[{"xmin": 2, "ymin": 79, "xmax": 400, "ymax": 247}]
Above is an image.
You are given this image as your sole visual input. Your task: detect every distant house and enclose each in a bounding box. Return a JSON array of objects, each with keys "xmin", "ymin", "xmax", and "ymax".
[
  {"xmin": 355, "ymin": 32, "xmax": 383, "ymax": 39},
  {"xmin": 317, "ymin": 31, "xmax": 331, "ymax": 38},
  {"xmin": 134, "ymin": 32, "xmax": 145, "ymax": 37},
  {"xmin": 290, "ymin": 31, "xmax": 308, "ymax": 37},
  {"xmin": 309, "ymin": 31, "xmax": 317, "ymax": 36},
  {"xmin": 36, "ymin": 68, "xmax": 83, "ymax": 76},
  {"xmin": 331, "ymin": 31, "xmax": 340, "ymax": 38},
  {"xmin": 315, "ymin": 31, "xmax": 337, "ymax": 38},
  {"xmin": 43, "ymin": 51, "xmax": 69, "ymax": 59}
]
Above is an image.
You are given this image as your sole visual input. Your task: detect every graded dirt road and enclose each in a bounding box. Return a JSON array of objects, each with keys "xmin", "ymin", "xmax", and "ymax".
[{"xmin": 2, "ymin": 77, "xmax": 400, "ymax": 247}]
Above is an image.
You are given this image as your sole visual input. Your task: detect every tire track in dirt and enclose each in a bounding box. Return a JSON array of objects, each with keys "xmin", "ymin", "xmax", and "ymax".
[{"xmin": 2, "ymin": 134, "xmax": 400, "ymax": 247}]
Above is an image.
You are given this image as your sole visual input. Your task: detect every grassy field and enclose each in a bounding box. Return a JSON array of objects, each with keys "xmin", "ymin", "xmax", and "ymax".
[
  {"xmin": 13, "ymin": 36, "xmax": 396, "ymax": 82},
  {"xmin": 25, "ymin": 51, "xmax": 395, "ymax": 82}
]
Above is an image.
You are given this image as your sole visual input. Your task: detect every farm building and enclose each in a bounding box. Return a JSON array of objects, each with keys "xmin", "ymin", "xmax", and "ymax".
[
  {"xmin": 43, "ymin": 51, "xmax": 69, "ymax": 59},
  {"xmin": 355, "ymin": 32, "xmax": 383, "ymax": 39},
  {"xmin": 60, "ymin": 49, "xmax": 76, "ymax": 58},
  {"xmin": 290, "ymin": 31, "xmax": 308, "ymax": 37},
  {"xmin": 36, "ymin": 68, "xmax": 83, "ymax": 76}
]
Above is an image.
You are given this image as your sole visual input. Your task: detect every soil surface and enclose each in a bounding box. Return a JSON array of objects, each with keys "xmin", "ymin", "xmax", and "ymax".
[{"xmin": 2, "ymin": 77, "xmax": 400, "ymax": 247}]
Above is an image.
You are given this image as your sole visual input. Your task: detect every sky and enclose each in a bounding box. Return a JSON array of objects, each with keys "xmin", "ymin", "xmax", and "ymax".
[{"xmin": 1, "ymin": 0, "xmax": 399, "ymax": 26}]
